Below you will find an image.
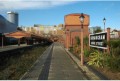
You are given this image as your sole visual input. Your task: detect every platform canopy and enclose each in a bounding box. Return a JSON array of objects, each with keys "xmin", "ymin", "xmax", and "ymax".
[{"xmin": 5, "ymin": 30, "xmax": 31, "ymax": 39}]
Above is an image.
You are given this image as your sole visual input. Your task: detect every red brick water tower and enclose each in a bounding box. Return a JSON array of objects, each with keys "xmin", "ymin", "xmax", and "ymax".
[{"xmin": 64, "ymin": 13, "xmax": 90, "ymax": 49}]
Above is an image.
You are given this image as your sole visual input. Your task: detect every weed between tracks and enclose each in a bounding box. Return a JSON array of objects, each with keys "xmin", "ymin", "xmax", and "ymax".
[{"xmin": 0, "ymin": 45, "xmax": 48, "ymax": 80}]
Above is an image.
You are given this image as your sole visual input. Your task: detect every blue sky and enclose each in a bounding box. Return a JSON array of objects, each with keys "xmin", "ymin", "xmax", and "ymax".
[{"xmin": 0, "ymin": 1, "xmax": 120, "ymax": 30}]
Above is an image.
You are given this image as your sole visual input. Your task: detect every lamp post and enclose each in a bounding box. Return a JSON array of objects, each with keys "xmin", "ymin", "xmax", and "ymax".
[
  {"xmin": 1, "ymin": 32, "xmax": 4, "ymax": 48},
  {"xmin": 66, "ymin": 29, "xmax": 69, "ymax": 50},
  {"xmin": 103, "ymin": 17, "xmax": 106, "ymax": 32},
  {"xmin": 79, "ymin": 13, "xmax": 85, "ymax": 66},
  {"xmin": 70, "ymin": 31, "xmax": 72, "ymax": 47}
]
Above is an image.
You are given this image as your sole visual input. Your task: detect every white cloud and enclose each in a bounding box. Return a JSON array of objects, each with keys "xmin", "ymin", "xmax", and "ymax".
[{"xmin": 0, "ymin": 0, "xmax": 76, "ymax": 10}]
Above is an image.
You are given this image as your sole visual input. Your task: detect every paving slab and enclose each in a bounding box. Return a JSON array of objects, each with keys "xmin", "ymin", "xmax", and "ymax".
[
  {"xmin": 48, "ymin": 42, "xmax": 88, "ymax": 80},
  {"xmin": 20, "ymin": 44, "xmax": 53, "ymax": 80}
]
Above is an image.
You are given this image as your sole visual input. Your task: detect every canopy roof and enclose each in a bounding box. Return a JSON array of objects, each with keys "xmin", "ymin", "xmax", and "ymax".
[{"xmin": 5, "ymin": 30, "xmax": 31, "ymax": 39}]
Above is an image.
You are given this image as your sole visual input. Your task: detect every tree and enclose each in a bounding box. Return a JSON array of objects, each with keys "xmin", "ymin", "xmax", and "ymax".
[
  {"xmin": 94, "ymin": 28, "xmax": 102, "ymax": 33},
  {"xmin": 84, "ymin": 36, "xmax": 89, "ymax": 46},
  {"xmin": 75, "ymin": 36, "xmax": 80, "ymax": 46}
]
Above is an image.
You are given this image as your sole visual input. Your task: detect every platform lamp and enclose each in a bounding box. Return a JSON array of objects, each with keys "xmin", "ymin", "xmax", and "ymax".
[
  {"xmin": 79, "ymin": 13, "xmax": 85, "ymax": 66},
  {"xmin": 103, "ymin": 17, "xmax": 106, "ymax": 32}
]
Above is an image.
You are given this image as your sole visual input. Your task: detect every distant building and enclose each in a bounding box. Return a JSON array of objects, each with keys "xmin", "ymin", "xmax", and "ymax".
[
  {"xmin": 89, "ymin": 26, "xmax": 101, "ymax": 34},
  {"xmin": 20, "ymin": 24, "xmax": 64, "ymax": 35},
  {"xmin": 118, "ymin": 31, "xmax": 120, "ymax": 38},
  {"xmin": 34, "ymin": 24, "xmax": 42, "ymax": 27},
  {"xmin": 110, "ymin": 29, "xmax": 119, "ymax": 38},
  {"xmin": 0, "ymin": 11, "xmax": 19, "ymax": 33}
]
